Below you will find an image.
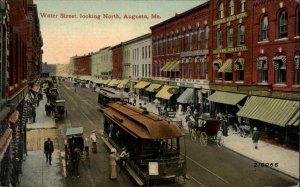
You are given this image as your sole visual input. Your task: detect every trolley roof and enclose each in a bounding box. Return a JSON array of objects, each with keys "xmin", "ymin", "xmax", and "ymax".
[
  {"xmin": 99, "ymin": 87, "xmax": 129, "ymax": 99},
  {"xmin": 103, "ymin": 102, "xmax": 184, "ymax": 139},
  {"xmin": 65, "ymin": 127, "xmax": 83, "ymax": 137}
]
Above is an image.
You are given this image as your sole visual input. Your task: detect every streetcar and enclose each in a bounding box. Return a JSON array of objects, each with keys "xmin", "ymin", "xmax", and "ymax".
[
  {"xmin": 97, "ymin": 87, "xmax": 129, "ymax": 111},
  {"xmin": 102, "ymin": 102, "xmax": 186, "ymax": 186}
]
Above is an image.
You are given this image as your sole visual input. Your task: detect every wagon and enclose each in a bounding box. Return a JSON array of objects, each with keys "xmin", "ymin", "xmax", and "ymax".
[
  {"xmin": 64, "ymin": 127, "xmax": 85, "ymax": 176},
  {"xmin": 188, "ymin": 115, "xmax": 220, "ymax": 146},
  {"xmin": 54, "ymin": 99, "xmax": 67, "ymax": 121}
]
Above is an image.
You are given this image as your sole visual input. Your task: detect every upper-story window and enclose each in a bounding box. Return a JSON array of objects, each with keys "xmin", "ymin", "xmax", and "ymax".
[
  {"xmin": 217, "ymin": 29, "xmax": 222, "ymax": 48},
  {"xmin": 204, "ymin": 26, "xmax": 209, "ymax": 48},
  {"xmin": 228, "ymin": 0, "xmax": 234, "ymax": 16},
  {"xmin": 176, "ymin": 34, "xmax": 180, "ymax": 52},
  {"xmin": 196, "ymin": 27, "xmax": 201, "ymax": 49},
  {"xmin": 296, "ymin": 7, "xmax": 300, "ymax": 36},
  {"xmin": 273, "ymin": 55, "xmax": 286, "ymax": 84},
  {"xmin": 149, "ymin": 45, "xmax": 151, "ymax": 58},
  {"xmin": 184, "ymin": 31, "xmax": 188, "ymax": 51},
  {"xmin": 294, "ymin": 55, "xmax": 300, "ymax": 85},
  {"xmin": 188, "ymin": 30, "xmax": 193, "ymax": 50},
  {"xmin": 170, "ymin": 35, "xmax": 173, "ymax": 54},
  {"xmin": 227, "ymin": 27, "xmax": 233, "ymax": 47},
  {"xmin": 239, "ymin": 0, "xmax": 246, "ymax": 13},
  {"xmin": 142, "ymin": 47, "xmax": 144, "ymax": 59},
  {"xmin": 237, "ymin": 25, "xmax": 245, "ymax": 45},
  {"xmin": 278, "ymin": 10, "xmax": 288, "ymax": 38},
  {"xmin": 218, "ymin": 1, "xmax": 224, "ymax": 18},
  {"xmin": 145, "ymin": 46, "xmax": 147, "ymax": 58},
  {"xmin": 166, "ymin": 36, "xmax": 170, "ymax": 54},
  {"xmin": 260, "ymin": 15, "xmax": 269, "ymax": 41}
]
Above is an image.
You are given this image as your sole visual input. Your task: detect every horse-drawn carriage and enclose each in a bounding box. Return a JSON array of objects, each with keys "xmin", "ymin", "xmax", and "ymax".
[
  {"xmin": 187, "ymin": 114, "xmax": 221, "ymax": 146},
  {"xmin": 64, "ymin": 127, "xmax": 85, "ymax": 176},
  {"xmin": 54, "ymin": 99, "xmax": 67, "ymax": 121}
]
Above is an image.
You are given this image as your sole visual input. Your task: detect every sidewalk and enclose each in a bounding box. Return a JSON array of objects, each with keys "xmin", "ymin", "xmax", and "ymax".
[
  {"xmin": 20, "ymin": 93, "xmax": 64, "ymax": 187},
  {"xmin": 133, "ymin": 96, "xmax": 299, "ymax": 180}
]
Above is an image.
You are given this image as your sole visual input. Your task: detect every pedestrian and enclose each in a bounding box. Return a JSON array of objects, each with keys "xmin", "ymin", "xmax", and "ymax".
[
  {"xmin": 133, "ymin": 98, "xmax": 136, "ymax": 106},
  {"xmin": 32, "ymin": 108, "xmax": 36, "ymax": 123},
  {"xmin": 90, "ymin": 130, "xmax": 98, "ymax": 153},
  {"xmin": 109, "ymin": 148, "xmax": 117, "ymax": 180},
  {"xmin": 84, "ymin": 137, "xmax": 89, "ymax": 158},
  {"xmin": 252, "ymin": 127, "xmax": 260, "ymax": 150},
  {"xmin": 119, "ymin": 147, "xmax": 129, "ymax": 169},
  {"xmin": 186, "ymin": 105, "xmax": 192, "ymax": 116},
  {"xmin": 44, "ymin": 138, "xmax": 54, "ymax": 165}
]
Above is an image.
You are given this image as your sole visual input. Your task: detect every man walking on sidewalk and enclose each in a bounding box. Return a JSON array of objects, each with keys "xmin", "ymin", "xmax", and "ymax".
[
  {"xmin": 252, "ymin": 127, "xmax": 260, "ymax": 150},
  {"xmin": 44, "ymin": 138, "xmax": 54, "ymax": 165}
]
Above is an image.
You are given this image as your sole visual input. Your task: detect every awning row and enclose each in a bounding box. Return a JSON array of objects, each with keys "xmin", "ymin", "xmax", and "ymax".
[{"xmin": 207, "ymin": 91, "xmax": 299, "ymax": 127}]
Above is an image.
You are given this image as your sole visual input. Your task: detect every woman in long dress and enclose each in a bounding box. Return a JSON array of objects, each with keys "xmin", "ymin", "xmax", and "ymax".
[{"xmin": 109, "ymin": 148, "xmax": 117, "ymax": 179}]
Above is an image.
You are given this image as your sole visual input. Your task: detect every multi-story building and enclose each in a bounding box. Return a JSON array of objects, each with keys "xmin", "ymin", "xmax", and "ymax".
[
  {"xmin": 236, "ymin": 0, "xmax": 300, "ymax": 147},
  {"xmin": 27, "ymin": 2, "xmax": 43, "ymax": 82},
  {"xmin": 91, "ymin": 47, "xmax": 112, "ymax": 80},
  {"xmin": 55, "ymin": 64, "xmax": 69, "ymax": 77},
  {"xmin": 41, "ymin": 62, "xmax": 56, "ymax": 77},
  {"xmin": 73, "ymin": 54, "xmax": 92, "ymax": 76},
  {"xmin": 111, "ymin": 43, "xmax": 122, "ymax": 79},
  {"xmin": 150, "ymin": 2, "xmax": 210, "ymax": 112}
]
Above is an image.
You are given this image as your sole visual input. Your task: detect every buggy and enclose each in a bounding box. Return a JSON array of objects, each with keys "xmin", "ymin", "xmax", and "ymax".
[{"xmin": 54, "ymin": 99, "xmax": 67, "ymax": 121}]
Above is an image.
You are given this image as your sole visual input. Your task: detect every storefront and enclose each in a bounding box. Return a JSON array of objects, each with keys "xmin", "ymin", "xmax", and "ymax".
[
  {"xmin": 155, "ymin": 85, "xmax": 179, "ymax": 111},
  {"xmin": 144, "ymin": 83, "xmax": 162, "ymax": 102},
  {"xmin": 116, "ymin": 79, "xmax": 130, "ymax": 92},
  {"xmin": 133, "ymin": 81, "xmax": 151, "ymax": 101}
]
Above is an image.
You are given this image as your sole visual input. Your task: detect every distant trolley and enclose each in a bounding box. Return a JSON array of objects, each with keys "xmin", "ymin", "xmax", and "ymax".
[
  {"xmin": 102, "ymin": 102, "xmax": 186, "ymax": 186},
  {"xmin": 97, "ymin": 87, "xmax": 129, "ymax": 111}
]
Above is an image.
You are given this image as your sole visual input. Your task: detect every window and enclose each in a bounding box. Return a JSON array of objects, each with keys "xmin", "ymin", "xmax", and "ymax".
[
  {"xmin": 294, "ymin": 56, "xmax": 300, "ymax": 85},
  {"xmin": 237, "ymin": 25, "xmax": 245, "ymax": 45},
  {"xmin": 188, "ymin": 63, "xmax": 191, "ymax": 79},
  {"xmin": 166, "ymin": 36, "xmax": 169, "ymax": 54},
  {"xmin": 181, "ymin": 63, "xmax": 184, "ymax": 78},
  {"xmin": 196, "ymin": 28, "xmax": 201, "ymax": 49},
  {"xmin": 239, "ymin": 0, "xmax": 245, "ymax": 13},
  {"xmin": 196, "ymin": 62, "xmax": 200, "ymax": 79},
  {"xmin": 145, "ymin": 46, "xmax": 147, "ymax": 58},
  {"xmin": 142, "ymin": 64, "xmax": 144, "ymax": 77},
  {"xmin": 203, "ymin": 59, "xmax": 208, "ymax": 79},
  {"xmin": 296, "ymin": 7, "xmax": 300, "ymax": 36},
  {"xmin": 142, "ymin": 47, "xmax": 144, "ymax": 59},
  {"xmin": 184, "ymin": 32, "xmax": 188, "ymax": 51},
  {"xmin": 218, "ymin": 2, "xmax": 224, "ymax": 18},
  {"xmin": 217, "ymin": 29, "xmax": 222, "ymax": 48},
  {"xmin": 273, "ymin": 56, "xmax": 286, "ymax": 83},
  {"xmin": 170, "ymin": 35, "xmax": 173, "ymax": 54},
  {"xmin": 204, "ymin": 26, "xmax": 209, "ymax": 48},
  {"xmin": 149, "ymin": 45, "xmax": 151, "ymax": 58},
  {"xmin": 228, "ymin": 0, "xmax": 234, "ymax": 16},
  {"xmin": 260, "ymin": 15, "xmax": 269, "ymax": 41},
  {"xmin": 278, "ymin": 10, "xmax": 288, "ymax": 38},
  {"xmin": 227, "ymin": 27, "xmax": 233, "ymax": 47},
  {"xmin": 235, "ymin": 60, "xmax": 244, "ymax": 81},
  {"xmin": 156, "ymin": 41, "xmax": 159, "ymax": 55},
  {"xmin": 189, "ymin": 30, "xmax": 193, "ymax": 50},
  {"xmin": 148, "ymin": 64, "xmax": 151, "ymax": 78}
]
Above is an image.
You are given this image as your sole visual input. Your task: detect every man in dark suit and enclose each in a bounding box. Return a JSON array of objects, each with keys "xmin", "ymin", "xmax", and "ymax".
[{"xmin": 44, "ymin": 138, "xmax": 54, "ymax": 165}]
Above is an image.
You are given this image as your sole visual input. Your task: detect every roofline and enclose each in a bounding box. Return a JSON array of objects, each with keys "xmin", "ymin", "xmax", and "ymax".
[
  {"xmin": 150, "ymin": 1, "xmax": 210, "ymax": 30},
  {"xmin": 122, "ymin": 33, "xmax": 151, "ymax": 46}
]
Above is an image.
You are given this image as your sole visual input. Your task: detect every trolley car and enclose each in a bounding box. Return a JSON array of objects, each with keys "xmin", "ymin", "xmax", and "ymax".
[
  {"xmin": 102, "ymin": 102, "xmax": 186, "ymax": 186},
  {"xmin": 97, "ymin": 87, "xmax": 129, "ymax": 111}
]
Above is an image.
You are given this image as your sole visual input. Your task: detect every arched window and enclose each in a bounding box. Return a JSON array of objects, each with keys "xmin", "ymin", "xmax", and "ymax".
[
  {"xmin": 171, "ymin": 35, "xmax": 174, "ymax": 54},
  {"xmin": 273, "ymin": 55, "xmax": 286, "ymax": 84},
  {"xmin": 217, "ymin": 29, "xmax": 222, "ymax": 48},
  {"xmin": 228, "ymin": 0, "xmax": 234, "ymax": 16},
  {"xmin": 188, "ymin": 30, "xmax": 193, "ymax": 50},
  {"xmin": 296, "ymin": 7, "xmax": 300, "ymax": 36},
  {"xmin": 294, "ymin": 55, "xmax": 300, "ymax": 85},
  {"xmin": 227, "ymin": 27, "xmax": 233, "ymax": 47},
  {"xmin": 239, "ymin": 0, "xmax": 246, "ymax": 13},
  {"xmin": 218, "ymin": 1, "xmax": 224, "ymax": 18},
  {"xmin": 204, "ymin": 26, "xmax": 209, "ymax": 48},
  {"xmin": 278, "ymin": 10, "xmax": 288, "ymax": 38},
  {"xmin": 260, "ymin": 15, "xmax": 269, "ymax": 41},
  {"xmin": 196, "ymin": 27, "xmax": 201, "ymax": 49},
  {"xmin": 237, "ymin": 25, "xmax": 245, "ymax": 45}
]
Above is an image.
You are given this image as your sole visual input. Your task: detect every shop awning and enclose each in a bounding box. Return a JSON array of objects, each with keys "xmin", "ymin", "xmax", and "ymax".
[
  {"xmin": 95, "ymin": 79, "xmax": 105, "ymax": 84},
  {"xmin": 168, "ymin": 61, "xmax": 180, "ymax": 72},
  {"xmin": 207, "ymin": 91, "xmax": 247, "ymax": 105},
  {"xmin": 134, "ymin": 81, "xmax": 151, "ymax": 89},
  {"xmin": 218, "ymin": 59, "xmax": 233, "ymax": 73},
  {"xmin": 156, "ymin": 85, "xmax": 179, "ymax": 100},
  {"xmin": 237, "ymin": 96, "xmax": 299, "ymax": 127},
  {"xmin": 234, "ymin": 58, "xmax": 245, "ymax": 70},
  {"xmin": 145, "ymin": 84, "xmax": 162, "ymax": 92},
  {"xmin": 79, "ymin": 76, "xmax": 92, "ymax": 81},
  {"xmin": 177, "ymin": 88, "xmax": 194, "ymax": 104},
  {"xmin": 108, "ymin": 79, "xmax": 120, "ymax": 87},
  {"xmin": 31, "ymin": 85, "xmax": 40, "ymax": 92},
  {"xmin": 287, "ymin": 111, "xmax": 300, "ymax": 126},
  {"xmin": 213, "ymin": 59, "xmax": 223, "ymax": 70},
  {"xmin": 102, "ymin": 80, "xmax": 111, "ymax": 85},
  {"xmin": 117, "ymin": 79, "xmax": 130, "ymax": 88},
  {"xmin": 161, "ymin": 61, "xmax": 173, "ymax": 71}
]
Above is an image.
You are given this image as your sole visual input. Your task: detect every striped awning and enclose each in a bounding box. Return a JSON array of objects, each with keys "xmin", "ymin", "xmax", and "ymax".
[
  {"xmin": 177, "ymin": 88, "xmax": 194, "ymax": 104},
  {"xmin": 237, "ymin": 96, "xmax": 299, "ymax": 127},
  {"xmin": 117, "ymin": 79, "xmax": 130, "ymax": 88},
  {"xmin": 156, "ymin": 85, "xmax": 179, "ymax": 100},
  {"xmin": 213, "ymin": 59, "xmax": 223, "ymax": 70},
  {"xmin": 102, "ymin": 80, "xmax": 111, "ymax": 85},
  {"xmin": 134, "ymin": 81, "xmax": 151, "ymax": 89},
  {"xmin": 145, "ymin": 84, "xmax": 162, "ymax": 92},
  {"xmin": 168, "ymin": 61, "xmax": 180, "ymax": 72},
  {"xmin": 107, "ymin": 79, "xmax": 120, "ymax": 87},
  {"xmin": 161, "ymin": 61, "xmax": 174, "ymax": 71},
  {"xmin": 218, "ymin": 59, "xmax": 233, "ymax": 73},
  {"xmin": 207, "ymin": 91, "xmax": 247, "ymax": 105}
]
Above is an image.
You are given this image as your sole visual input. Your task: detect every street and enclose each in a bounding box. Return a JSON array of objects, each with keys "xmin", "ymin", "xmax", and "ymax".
[{"xmin": 50, "ymin": 80, "xmax": 298, "ymax": 187}]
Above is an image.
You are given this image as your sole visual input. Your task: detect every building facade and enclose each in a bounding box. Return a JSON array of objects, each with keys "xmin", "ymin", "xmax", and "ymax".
[
  {"xmin": 111, "ymin": 43, "xmax": 122, "ymax": 79},
  {"xmin": 55, "ymin": 64, "xmax": 69, "ymax": 77},
  {"xmin": 91, "ymin": 47, "xmax": 112, "ymax": 80},
  {"xmin": 73, "ymin": 54, "xmax": 92, "ymax": 75},
  {"xmin": 41, "ymin": 62, "xmax": 56, "ymax": 77}
]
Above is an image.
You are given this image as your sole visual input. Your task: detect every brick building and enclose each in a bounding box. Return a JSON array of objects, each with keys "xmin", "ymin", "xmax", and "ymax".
[
  {"xmin": 111, "ymin": 43, "xmax": 123, "ymax": 79},
  {"xmin": 27, "ymin": 2, "xmax": 43, "ymax": 82},
  {"xmin": 73, "ymin": 54, "xmax": 92, "ymax": 75}
]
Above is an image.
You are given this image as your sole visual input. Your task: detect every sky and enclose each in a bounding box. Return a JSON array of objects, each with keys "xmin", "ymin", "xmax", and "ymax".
[{"xmin": 34, "ymin": 0, "xmax": 208, "ymax": 64}]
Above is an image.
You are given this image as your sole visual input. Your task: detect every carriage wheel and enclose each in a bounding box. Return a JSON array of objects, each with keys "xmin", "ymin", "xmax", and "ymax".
[
  {"xmin": 191, "ymin": 130, "xmax": 197, "ymax": 141},
  {"xmin": 199, "ymin": 132, "xmax": 208, "ymax": 146}
]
